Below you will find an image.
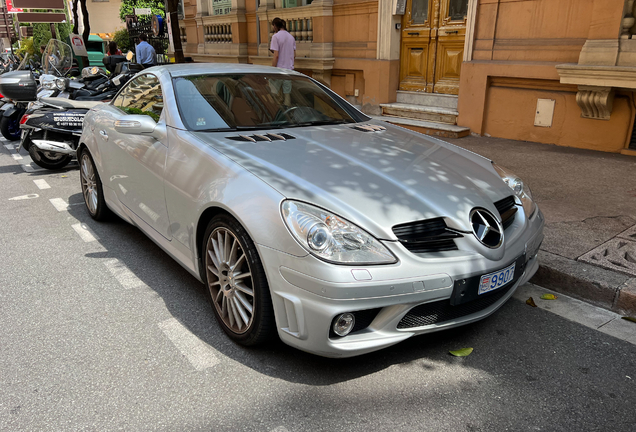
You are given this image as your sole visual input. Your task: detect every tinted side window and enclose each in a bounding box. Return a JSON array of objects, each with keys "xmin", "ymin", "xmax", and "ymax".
[{"xmin": 112, "ymin": 74, "xmax": 164, "ymax": 122}]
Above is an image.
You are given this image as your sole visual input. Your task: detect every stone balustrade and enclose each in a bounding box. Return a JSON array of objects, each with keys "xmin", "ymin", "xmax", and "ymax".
[
  {"xmin": 272, "ymin": 17, "xmax": 313, "ymax": 43},
  {"xmin": 204, "ymin": 24, "xmax": 233, "ymax": 43}
]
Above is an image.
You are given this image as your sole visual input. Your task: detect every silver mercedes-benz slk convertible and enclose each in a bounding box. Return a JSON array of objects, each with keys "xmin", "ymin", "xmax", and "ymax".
[{"xmin": 79, "ymin": 64, "xmax": 544, "ymax": 358}]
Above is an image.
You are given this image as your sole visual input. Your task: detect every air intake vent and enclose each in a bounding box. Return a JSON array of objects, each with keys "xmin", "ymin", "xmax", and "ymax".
[
  {"xmin": 351, "ymin": 124, "xmax": 386, "ymax": 132},
  {"xmin": 392, "ymin": 217, "xmax": 462, "ymax": 253},
  {"xmin": 226, "ymin": 132, "xmax": 295, "ymax": 142},
  {"xmin": 494, "ymin": 195, "xmax": 517, "ymax": 230}
]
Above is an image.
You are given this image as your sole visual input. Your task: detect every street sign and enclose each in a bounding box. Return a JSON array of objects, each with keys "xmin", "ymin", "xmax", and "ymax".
[
  {"xmin": 5, "ymin": 0, "xmax": 23, "ymax": 13},
  {"xmin": 135, "ymin": 8, "xmax": 152, "ymax": 15},
  {"xmin": 13, "ymin": 0, "xmax": 65, "ymax": 8},
  {"xmin": 15, "ymin": 13, "xmax": 66, "ymax": 23},
  {"xmin": 69, "ymin": 34, "xmax": 88, "ymax": 57}
]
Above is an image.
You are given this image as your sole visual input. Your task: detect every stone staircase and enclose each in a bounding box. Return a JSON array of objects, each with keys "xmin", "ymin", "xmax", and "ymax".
[{"xmin": 376, "ymin": 91, "xmax": 470, "ymax": 138}]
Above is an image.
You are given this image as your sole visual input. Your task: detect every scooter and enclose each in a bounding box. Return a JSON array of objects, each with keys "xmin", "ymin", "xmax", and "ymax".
[{"xmin": 18, "ymin": 52, "xmax": 140, "ymax": 170}]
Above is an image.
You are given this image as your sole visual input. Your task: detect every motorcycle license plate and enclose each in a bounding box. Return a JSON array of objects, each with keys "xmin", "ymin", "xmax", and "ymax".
[{"xmin": 478, "ymin": 262, "xmax": 516, "ymax": 295}]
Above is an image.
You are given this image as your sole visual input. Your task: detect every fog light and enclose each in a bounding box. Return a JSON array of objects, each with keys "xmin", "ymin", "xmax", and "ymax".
[{"xmin": 333, "ymin": 313, "xmax": 355, "ymax": 337}]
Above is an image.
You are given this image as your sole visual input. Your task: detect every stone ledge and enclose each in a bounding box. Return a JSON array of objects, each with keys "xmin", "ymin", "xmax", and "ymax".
[
  {"xmin": 556, "ymin": 63, "xmax": 636, "ymax": 89},
  {"xmin": 616, "ymin": 278, "xmax": 636, "ymax": 316}
]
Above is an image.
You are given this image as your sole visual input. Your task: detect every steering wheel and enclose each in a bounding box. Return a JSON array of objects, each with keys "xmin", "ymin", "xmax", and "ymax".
[{"xmin": 280, "ymin": 106, "xmax": 298, "ymax": 119}]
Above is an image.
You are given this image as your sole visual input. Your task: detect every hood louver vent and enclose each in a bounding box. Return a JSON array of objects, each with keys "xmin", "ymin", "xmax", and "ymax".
[
  {"xmin": 494, "ymin": 195, "xmax": 517, "ymax": 230},
  {"xmin": 351, "ymin": 124, "xmax": 387, "ymax": 132},
  {"xmin": 226, "ymin": 133, "xmax": 296, "ymax": 142},
  {"xmin": 392, "ymin": 217, "xmax": 462, "ymax": 254}
]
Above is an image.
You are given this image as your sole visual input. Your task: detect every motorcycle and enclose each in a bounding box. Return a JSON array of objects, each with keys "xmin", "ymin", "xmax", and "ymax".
[
  {"xmin": 17, "ymin": 49, "xmax": 139, "ymax": 170},
  {"xmin": 0, "ymin": 53, "xmax": 37, "ymax": 140}
]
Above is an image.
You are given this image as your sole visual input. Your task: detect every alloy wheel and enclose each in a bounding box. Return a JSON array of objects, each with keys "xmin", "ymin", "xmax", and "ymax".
[
  {"xmin": 80, "ymin": 153, "xmax": 98, "ymax": 215},
  {"xmin": 205, "ymin": 227, "xmax": 255, "ymax": 334}
]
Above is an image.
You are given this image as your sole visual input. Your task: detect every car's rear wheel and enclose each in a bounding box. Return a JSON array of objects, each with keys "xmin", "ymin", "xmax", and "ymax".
[
  {"xmin": 203, "ymin": 215, "xmax": 275, "ymax": 346},
  {"xmin": 79, "ymin": 148, "xmax": 111, "ymax": 221}
]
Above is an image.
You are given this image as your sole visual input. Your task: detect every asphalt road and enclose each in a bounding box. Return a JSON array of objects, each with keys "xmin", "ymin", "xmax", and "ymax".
[{"xmin": 1, "ymin": 139, "xmax": 635, "ymax": 432}]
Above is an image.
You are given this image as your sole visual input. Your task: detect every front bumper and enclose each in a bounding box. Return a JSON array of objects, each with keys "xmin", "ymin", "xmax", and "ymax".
[{"xmin": 259, "ymin": 207, "xmax": 545, "ymax": 358}]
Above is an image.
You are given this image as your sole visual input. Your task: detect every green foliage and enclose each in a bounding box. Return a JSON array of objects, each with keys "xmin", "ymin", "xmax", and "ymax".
[
  {"xmin": 16, "ymin": 38, "xmax": 36, "ymax": 57},
  {"xmin": 113, "ymin": 28, "xmax": 132, "ymax": 52},
  {"xmin": 119, "ymin": 0, "xmax": 165, "ymax": 22},
  {"xmin": 32, "ymin": 23, "xmax": 71, "ymax": 52},
  {"xmin": 122, "ymin": 107, "xmax": 160, "ymax": 122}
]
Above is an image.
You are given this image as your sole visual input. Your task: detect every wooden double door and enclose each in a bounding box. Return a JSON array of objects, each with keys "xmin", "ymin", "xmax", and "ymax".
[{"xmin": 399, "ymin": 0, "xmax": 469, "ymax": 95}]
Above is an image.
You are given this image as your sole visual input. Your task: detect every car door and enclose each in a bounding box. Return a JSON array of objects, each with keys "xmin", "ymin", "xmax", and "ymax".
[{"xmin": 97, "ymin": 73, "xmax": 172, "ymax": 239}]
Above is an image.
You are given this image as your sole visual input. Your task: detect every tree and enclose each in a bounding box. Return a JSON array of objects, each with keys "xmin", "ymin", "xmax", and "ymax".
[
  {"xmin": 113, "ymin": 28, "xmax": 132, "ymax": 53},
  {"xmin": 119, "ymin": 0, "xmax": 165, "ymax": 22},
  {"xmin": 166, "ymin": 0, "xmax": 184, "ymax": 63}
]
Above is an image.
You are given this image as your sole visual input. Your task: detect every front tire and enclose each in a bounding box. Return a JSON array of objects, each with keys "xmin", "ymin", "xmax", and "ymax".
[
  {"xmin": 0, "ymin": 116, "xmax": 22, "ymax": 141},
  {"xmin": 203, "ymin": 215, "xmax": 275, "ymax": 346},
  {"xmin": 28, "ymin": 144, "xmax": 72, "ymax": 170},
  {"xmin": 79, "ymin": 148, "xmax": 111, "ymax": 221}
]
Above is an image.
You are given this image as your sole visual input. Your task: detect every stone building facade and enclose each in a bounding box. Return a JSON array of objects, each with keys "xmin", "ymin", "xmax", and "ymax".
[{"xmin": 177, "ymin": 0, "xmax": 636, "ymax": 155}]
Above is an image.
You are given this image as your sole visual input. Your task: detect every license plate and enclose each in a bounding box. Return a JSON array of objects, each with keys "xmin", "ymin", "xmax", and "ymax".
[{"xmin": 478, "ymin": 262, "xmax": 516, "ymax": 295}]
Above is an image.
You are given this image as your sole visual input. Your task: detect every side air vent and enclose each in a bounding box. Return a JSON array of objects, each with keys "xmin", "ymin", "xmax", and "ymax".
[
  {"xmin": 226, "ymin": 132, "xmax": 295, "ymax": 142},
  {"xmin": 392, "ymin": 217, "xmax": 462, "ymax": 254},
  {"xmin": 494, "ymin": 195, "xmax": 518, "ymax": 230},
  {"xmin": 351, "ymin": 124, "xmax": 386, "ymax": 132}
]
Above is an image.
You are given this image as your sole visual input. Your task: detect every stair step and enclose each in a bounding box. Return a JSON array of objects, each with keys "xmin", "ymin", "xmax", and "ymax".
[
  {"xmin": 380, "ymin": 103, "xmax": 458, "ymax": 124},
  {"xmin": 372, "ymin": 115, "xmax": 470, "ymax": 139},
  {"xmin": 396, "ymin": 91, "xmax": 458, "ymax": 109}
]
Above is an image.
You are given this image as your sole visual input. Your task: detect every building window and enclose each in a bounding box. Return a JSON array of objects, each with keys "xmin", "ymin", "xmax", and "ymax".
[
  {"xmin": 283, "ymin": 0, "xmax": 312, "ymax": 7},
  {"xmin": 213, "ymin": 0, "xmax": 232, "ymax": 15}
]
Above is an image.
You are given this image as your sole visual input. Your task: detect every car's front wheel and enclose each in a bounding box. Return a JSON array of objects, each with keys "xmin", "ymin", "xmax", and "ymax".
[{"xmin": 203, "ymin": 215, "xmax": 275, "ymax": 346}]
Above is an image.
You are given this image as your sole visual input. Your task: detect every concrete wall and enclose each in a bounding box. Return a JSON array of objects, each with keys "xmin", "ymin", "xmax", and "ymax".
[
  {"xmin": 458, "ymin": 0, "xmax": 631, "ymax": 153},
  {"xmin": 86, "ymin": 0, "xmax": 125, "ymax": 34}
]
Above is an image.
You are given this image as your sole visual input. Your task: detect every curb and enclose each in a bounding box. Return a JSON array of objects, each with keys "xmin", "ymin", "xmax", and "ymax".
[{"xmin": 530, "ymin": 250, "xmax": 636, "ymax": 318}]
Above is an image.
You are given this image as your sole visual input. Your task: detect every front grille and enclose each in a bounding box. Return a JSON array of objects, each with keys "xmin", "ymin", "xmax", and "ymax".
[
  {"xmin": 329, "ymin": 308, "xmax": 382, "ymax": 338},
  {"xmin": 397, "ymin": 282, "xmax": 515, "ymax": 329},
  {"xmin": 494, "ymin": 195, "xmax": 517, "ymax": 230},
  {"xmin": 392, "ymin": 217, "xmax": 462, "ymax": 253}
]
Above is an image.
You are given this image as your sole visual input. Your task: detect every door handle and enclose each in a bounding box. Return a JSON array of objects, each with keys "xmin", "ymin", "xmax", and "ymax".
[
  {"xmin": 408, "ymin": 32, "xmax": 420, "ymax": 36},
  {"xmin": 446, "ymin": 30, "xmax": 459, "ymax": 34},
  {"xmin": 99, "ymin": 130, "xmax": 108, "ymax": 141}
]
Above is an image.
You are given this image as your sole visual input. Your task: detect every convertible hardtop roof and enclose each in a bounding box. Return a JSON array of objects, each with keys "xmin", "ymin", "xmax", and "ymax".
[{"xmin": 156, "ymin": 63, "xmax": 304, "ymax": 78}]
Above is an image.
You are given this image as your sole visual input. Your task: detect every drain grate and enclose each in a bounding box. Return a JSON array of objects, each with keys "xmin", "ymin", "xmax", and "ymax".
[{"xmin": 578, "ymin": 227, "xmax": 636, "ymax": 277}]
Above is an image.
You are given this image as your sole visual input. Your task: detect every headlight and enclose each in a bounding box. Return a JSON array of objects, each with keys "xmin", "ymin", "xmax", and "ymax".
[
  {"xmin": 492, "ymin": 163, "xmax": 536, "ymax": 217},
  {"xmin": 55, "ymin": 78, "xmax": 66, "ymax": 90},
  {"xmin": 281, "ymin": 200, "xmax": 397, "ymax": 265},
  {"xmin": 42, "ymin": 81, "xmax": 56, "ymax": 90}
]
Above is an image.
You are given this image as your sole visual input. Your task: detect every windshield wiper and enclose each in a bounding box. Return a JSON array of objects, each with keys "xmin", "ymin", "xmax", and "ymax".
[{"xmin": 288, "ymin": 119, "xmax": 353, "ymax": 128}]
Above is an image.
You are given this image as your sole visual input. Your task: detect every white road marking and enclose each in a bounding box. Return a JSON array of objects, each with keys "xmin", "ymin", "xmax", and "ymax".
[
  {"xmin": 8, "ymin": 193, "xmax": 38, "ymax": 201},
  {"xmin": 11, "ymin": 153, "xmax": 23, "ymax": 160},
  {"xmin": 158, "ymin": 318, "xmax": 220, "ymax": 370},
  {"xmin": 103, "ymin": 259, "xmax": 147, "ymax": 290},
  {"xmin": 4, "ymin": 144, "xmax": 14, "ymax": 150},
  {"xmin": 33, "ymin": 179, "xmax": 51, "ymax": 190},
  {"xmin": 71, "ymin": 223, "xmax": 98, "ymax": 242},
  {"xmin": 515, "ymin": 284, "xmax": 636, "ymax": 346},
  {"xmin": 49, "ymin": 198, "xmax": 69, "ymax": 211}
]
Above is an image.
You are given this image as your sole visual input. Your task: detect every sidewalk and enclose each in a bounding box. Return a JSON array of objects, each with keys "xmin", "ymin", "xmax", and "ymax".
[{"xmin": 446, "ymin": 135, "xmax": 636, "ymax": 318}]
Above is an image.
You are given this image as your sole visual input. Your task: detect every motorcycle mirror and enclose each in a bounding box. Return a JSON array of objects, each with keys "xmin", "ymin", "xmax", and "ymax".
[{"xmin": 126, "ymin": 51, "xmax": 134, "ymax": 62}]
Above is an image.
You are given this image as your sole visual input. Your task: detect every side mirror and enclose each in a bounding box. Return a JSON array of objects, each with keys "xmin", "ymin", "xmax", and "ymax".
[{"xmin": 114, "ymin": 114, "xmax": 158, "ymax": 135}]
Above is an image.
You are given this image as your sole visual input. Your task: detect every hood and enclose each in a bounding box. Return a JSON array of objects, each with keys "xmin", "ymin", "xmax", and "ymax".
[{"xmin": 193, "ymin": 123, "xmax": 513, "ymax": 240}]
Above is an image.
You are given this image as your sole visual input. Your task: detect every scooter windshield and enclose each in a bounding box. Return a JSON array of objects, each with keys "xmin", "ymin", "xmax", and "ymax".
[{"xmin": 43, "ymin": 39, "xmax": 73, "ymax": 77}]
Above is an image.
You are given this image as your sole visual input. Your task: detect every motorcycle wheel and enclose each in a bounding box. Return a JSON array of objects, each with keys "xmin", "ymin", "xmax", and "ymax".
[
  {"xmin": 0, "ymin": 116, "xmax": 22, "ymax": 141},
  {"xmin": 28, "ymin": 144, "xmax": 72, "ymax": 170}
]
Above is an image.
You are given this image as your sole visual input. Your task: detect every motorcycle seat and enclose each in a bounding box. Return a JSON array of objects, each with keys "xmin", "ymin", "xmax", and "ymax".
[{"xmin": 40, "ymin": 97, "xmax": 104, "ymax": 110}]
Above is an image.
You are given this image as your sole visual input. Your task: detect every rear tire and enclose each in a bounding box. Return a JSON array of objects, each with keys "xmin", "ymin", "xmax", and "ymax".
[
  {"xmin": 78, "ymin": 147, "xmax": 111, "ymax": 221},
  {"xmin": 0, "ymin": 116, "xmax": 21, "ymax": 141},
  {"xmin": 28, "ymin": 144, "xmax": 72, "ymax": 170},
  {"xmin": 202, "ymin": 214, "xmax": 275, "ymax": 346}
]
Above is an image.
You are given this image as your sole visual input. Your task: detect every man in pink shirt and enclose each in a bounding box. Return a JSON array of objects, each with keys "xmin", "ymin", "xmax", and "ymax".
[{"xmin": 270, "ymin": 18, "xmax": 296, "ymax": 105}]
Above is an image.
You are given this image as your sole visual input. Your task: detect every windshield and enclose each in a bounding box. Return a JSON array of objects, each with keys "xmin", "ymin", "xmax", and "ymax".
[
  {"xmin": 43, "ymin": 39, "xmax": 73, "ymax": 76},
  {"xmin": 173, "ymin": 73, "xmax": 358, "ymax": 131}
]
